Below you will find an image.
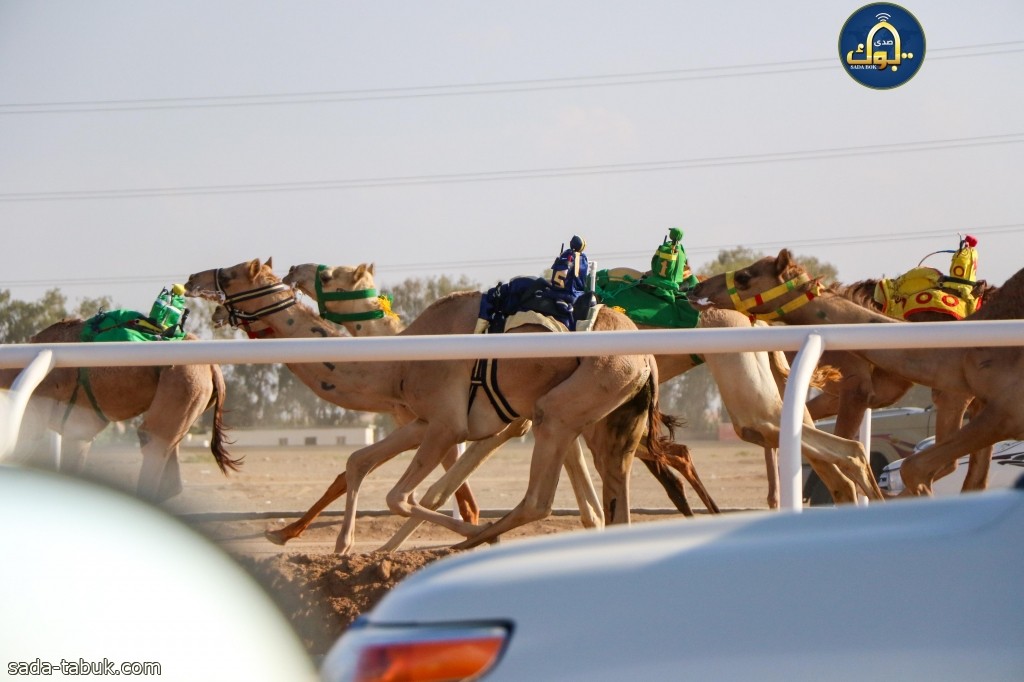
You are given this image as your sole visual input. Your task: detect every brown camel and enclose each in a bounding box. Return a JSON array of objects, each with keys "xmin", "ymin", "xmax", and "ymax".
[
  {"xmin": 283, "ymin": 261, "xmax": 715, "ymax": 520},
  {"xmin": 296, "ymin": 262, "xmax": 872, "ymax": 510},
  {"xmin": 0, "ymin": 321, "xmax": 238, "ymax": 501},
  {"xmin": 185, "ymin": 259, "xmax": 673, "ymax": 554},
  {"xmin": 689, "ymin": 249, "xmax": 1024, "ymax": 496}
]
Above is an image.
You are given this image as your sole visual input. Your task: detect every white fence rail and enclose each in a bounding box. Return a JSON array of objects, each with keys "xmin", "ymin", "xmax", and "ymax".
[{"xmin": 3, "ymin": 320, "xmax": 1022, "ymax": 510}]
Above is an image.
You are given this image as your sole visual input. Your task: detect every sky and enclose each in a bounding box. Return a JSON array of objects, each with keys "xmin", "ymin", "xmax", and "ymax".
[{"xmin": 1, "ymin": 0, "xmax": 1022, "ymax": 314}]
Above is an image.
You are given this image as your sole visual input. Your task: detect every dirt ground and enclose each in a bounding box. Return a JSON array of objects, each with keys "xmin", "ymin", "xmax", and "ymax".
[{"xmin": 80, "ymin": 437, "xmax": 770, "ymax": 656}]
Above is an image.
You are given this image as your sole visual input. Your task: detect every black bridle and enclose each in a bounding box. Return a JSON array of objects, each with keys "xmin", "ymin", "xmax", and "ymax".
[{"xmin": 215, "ymin": 268, "xmax": 297, "ymax": 328}]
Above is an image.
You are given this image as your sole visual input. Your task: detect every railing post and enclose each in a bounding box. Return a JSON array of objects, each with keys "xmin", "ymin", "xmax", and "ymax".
[
  {"xmin": 858, "ymin": 407, "xmax": 872, "ymax": 506},
  {"xmin": 1, "ymin": 350, "xmax": 56, "ymax": 462},
  {"xmin": 779, "ymin": 333, "xmax": 824, "ymax": 512}
]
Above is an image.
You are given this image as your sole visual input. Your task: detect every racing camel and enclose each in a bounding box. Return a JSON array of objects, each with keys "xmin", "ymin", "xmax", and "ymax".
[
  {"xmin": 0, "ymin": 322, "xmax": 237, "ymax": 501},
  {"xmin": 689, "ymin": 249, "xmax": 1024, "ymax": 495},
  {"xmin": 185, "ymin": 258, "xmax": 673, "ymax": 553},
  {"xmin": 293, "ymin": 262, "xmax": 876, "ymax": 510},
  {"xmin": 210, "ymin": 269, "xmax": 605, "ymax": 548},
  {"xmin": 281, "ymin": 262, "xmax": 711, "ymax": 549}
]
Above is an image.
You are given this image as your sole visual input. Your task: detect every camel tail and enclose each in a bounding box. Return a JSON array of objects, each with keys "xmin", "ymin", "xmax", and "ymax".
[
  {"xmin": 209, "ymin": 364, "xmax": 243, "ymax": 474},
  {"xmin": 644, "ymin": 374, "xmax": 683, "ymax": 461}
]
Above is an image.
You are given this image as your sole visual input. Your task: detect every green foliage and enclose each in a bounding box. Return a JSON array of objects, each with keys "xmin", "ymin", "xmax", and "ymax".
[
  {"xmin": 386, "ymin": 274, "xmax": 480, "ymax": 321},
  {"xmin": 74, "ymin": 296, "xmax": 116, "ymax": 319},
  {"xmin": 697, "ymin": 247, "xmax": 839, "ymax": 284},
  {"xmin": 0, "ymin": 288, "xmax": 68, "ymax": 343}
]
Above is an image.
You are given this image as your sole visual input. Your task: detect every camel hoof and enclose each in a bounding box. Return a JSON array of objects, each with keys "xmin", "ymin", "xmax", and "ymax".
[{"xmin": 264, "ymin": 528, "xmax": 290, "ymax": 546}]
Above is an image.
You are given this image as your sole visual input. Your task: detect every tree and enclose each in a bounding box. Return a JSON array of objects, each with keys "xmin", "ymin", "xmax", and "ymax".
[
  {"xmin": 696, "ymin": 246, "xmax": 838, "ymax": 283},
  {"xmin": 385, "ymin": 274, "xmax": 480, "ymax": 321},
  {"xmin": 0, "ymin": 288, "xmax": 68, "ymax": 343}
]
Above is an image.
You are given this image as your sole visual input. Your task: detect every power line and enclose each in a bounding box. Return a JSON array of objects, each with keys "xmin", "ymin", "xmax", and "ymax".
[
  {"xmin": 1, "ymin": 41, "xmax": 1021, "ymax": 114},
  {"xmin": 2, "ymin": 223, "xmax": 1019, "ymax": 291},
  {"xmin": 1, "ymin": 133, "xmax": 1021, "ymax": 203}
]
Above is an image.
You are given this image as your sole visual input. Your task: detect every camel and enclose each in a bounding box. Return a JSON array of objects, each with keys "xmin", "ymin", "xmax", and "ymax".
[
  {"xmin": 210, "ymin": 272, "xmax": 607, "ymax": 549},
  {"xmin": 204, "ymin": 267, "xmax": 531, "ymax": 546},
  {"xmin": 185, "ymin": 258, "xmax": 674, "ymax": 554},
  {"xmin": 281, "ymin": 262, "xmax": 713, "ymax": 549},
  {"xmin": 0, "ymin": 321, "xmax": 238, "ymax": 501},
  {"xmin": 689, "ymin": 249, "xmax": 1024, "ymax": 496},
  {"xmin": 297, "ymin": 262, "xmax": 875, "ymax": 511}
]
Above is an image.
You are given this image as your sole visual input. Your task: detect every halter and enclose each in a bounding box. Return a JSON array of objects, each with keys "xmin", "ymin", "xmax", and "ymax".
[
  {"xmin": 313, "ymin": 264, "xmax": 395, "ymax": 324},
  {"xmin": 215, "ymin": 268, "xmax": 296, "ymax": 328},
  {"xmin": 725, "ymin": 270, "xmax": 822, "ymax": 322}
]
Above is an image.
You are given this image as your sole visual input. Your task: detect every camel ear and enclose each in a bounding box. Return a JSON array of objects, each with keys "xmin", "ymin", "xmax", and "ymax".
[
  {"xmin": 776, "ymin": 249, "xmax": 793, "ymax": 275},
  {"xmin": 248, "ymin": 259, "xmax": 262, "ymax": 278},
  {"xmin": 367, "ymin": 263, "xmax": 376, "ymax": 276},
  {"xmin": 266, "ymin": 257, "xmax": 274, "ymax": 270}
]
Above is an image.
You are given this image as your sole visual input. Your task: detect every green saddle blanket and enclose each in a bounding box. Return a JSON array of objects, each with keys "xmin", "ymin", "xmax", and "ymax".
[
  {"xmin": 81, "ymin": 309, "xmax": 187, "ymax": 343},
  {"xmin": 594, "ymin": 268, "xmax": 700, "ymax": 329}
]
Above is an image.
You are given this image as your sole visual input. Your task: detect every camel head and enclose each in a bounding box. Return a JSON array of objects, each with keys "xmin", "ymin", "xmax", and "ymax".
[
  {"xmin": 184, "ymin": 258, "xmax": 277, "ymax": 302},
  {"xmin": 689, "ymin": 249, "xmax": 807, "ymax": 312},
  {"xmin": 283, "ymin": 263, "xmax": 377, "ymax": 299}
]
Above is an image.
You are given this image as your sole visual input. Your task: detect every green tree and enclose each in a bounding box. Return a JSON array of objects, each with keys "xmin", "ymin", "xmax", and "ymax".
[
  {"xmin": 386, "ymin": 274, "xmax": 480, "ymax": 321},
  {"xmin": 697, "ymin": 247, "xmax": 839, "ymax": 284},
  {"xmin": 0, "ymin": 288, "xmax": 68, "ymax": 343}
]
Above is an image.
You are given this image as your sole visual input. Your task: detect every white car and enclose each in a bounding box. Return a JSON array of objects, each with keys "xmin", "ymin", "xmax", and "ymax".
[
  {"xmin": 322, "ymin": 484, "xmax": 1024, "ymax": 681},
  {"xmin": 879, "ymin": 438, "xmax": 1024, "ymax": 495}
]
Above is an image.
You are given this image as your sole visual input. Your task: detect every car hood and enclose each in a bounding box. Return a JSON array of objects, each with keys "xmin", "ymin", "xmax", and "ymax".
[{"xmin": 359, "ymin": 488, "xmax": 1024, "ymax": 681}]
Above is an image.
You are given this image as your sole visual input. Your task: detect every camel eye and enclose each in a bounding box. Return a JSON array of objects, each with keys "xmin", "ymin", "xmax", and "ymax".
[{"xmin": 734, "ymin": 272, "xmax": 751, "ymax": 287}]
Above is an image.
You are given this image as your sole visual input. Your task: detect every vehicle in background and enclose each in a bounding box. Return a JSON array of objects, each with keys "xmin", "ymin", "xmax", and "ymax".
[
  {"xmin": 321, "ymin": 484, "xmax": 1024, "ymax": 681},
  {"xmin": 804, "ymin": 406, "xmax": 936, "ymax": 505},
  {"xmin": 879, "ymin": 437, "xmax": 1024, "ymax": 495}
]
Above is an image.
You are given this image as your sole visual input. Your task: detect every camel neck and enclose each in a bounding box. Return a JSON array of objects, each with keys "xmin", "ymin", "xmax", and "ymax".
[{"xmin": 257, "ymin": 304, "xmax": 403, "ymax": 412}]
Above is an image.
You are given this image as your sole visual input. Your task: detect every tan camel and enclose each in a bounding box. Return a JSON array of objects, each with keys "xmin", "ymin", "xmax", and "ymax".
[
  {"xmin": 203, "ymin": 267, "xmax": 519, "ymax": 545},
  {"xmin": 210, "ymin": 277, "xmax": 604, "ymax": 548},
  {"xmin": 0, "ymin": 321, "xmax": 238, "ymax": 501},
  {"xmin": 284, "ymin": 262, "xmax": 715, "ymax": 516},
  {"xmin": 297, "ymin": 262, "xmax": 871, "ymax": 510},
  {"xmin": 689, "ymin": 249, "xmax": 1024, "ymax": 495},
  {"xmin": 185, "ymin": 259, "xmax": 673, "ymax": 553}
]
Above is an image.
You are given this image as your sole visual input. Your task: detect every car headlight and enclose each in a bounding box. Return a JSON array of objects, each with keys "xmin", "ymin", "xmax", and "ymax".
[{"xmin": 321, "ymin": 621, "xmax": 510, "ymax": 682}]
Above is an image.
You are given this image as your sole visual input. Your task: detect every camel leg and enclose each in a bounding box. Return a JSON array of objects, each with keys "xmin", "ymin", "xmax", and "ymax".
[
  {"xmin": 452, "ymin": 424, "xmax": 577, "ymax": 549},
  {"xmin": 801, "ymin": 428, "xmax": 884, "ymax": 502},
  {"xmin": 764, "ymin": 447, "xmax": 780, "ymax": 510},
  {"xmin": 390, "ymin": 439, "xmax": 603, "ymax": 543},
  {"xmin": 336, "ymin": 422, "xmax": 429, "ymax": 554},
  {"xmin": 899, "ymin": 411, "xmax": 1011, "ymax": 496},
  {"xmin": 639, "ymin": 457, "xmax": 693, "ymax": 516},
  {"xmin": 665, "ymin": 440, "xmax": 721, "ymax": 513},
  {"xmin": 562, "ymin": 438, "xmax": 605, "ymax": 529},
  {"xmin": 961, "ymin": 445, "xmax": 993, "ymax": 491},
  {"xmin": 266, "ymin": 472, "xmax": 349, "ymax": 545},
  {"xmin": 270, "ymin": 423, "xmax": 516, "ymax": 546},
  {"xmin": 136, "ymin": 431, "xmax": 182, "ymax": 502},
  {"xmin": 440, "ymin": 444, "xmax": 479, "ymax": 525},
  {"xmin": 393, "ymin": 409, "xmax": 480, "ymax": 525},
  {"xmin": 378, "ymin": 421, "xmax": 538, "ymax": 551}
]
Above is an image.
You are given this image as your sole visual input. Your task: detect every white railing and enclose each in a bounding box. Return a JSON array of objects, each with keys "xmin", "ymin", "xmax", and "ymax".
[{"xmin": 2, "ymin": 319, "xmax": 1022, "ymax": 510}]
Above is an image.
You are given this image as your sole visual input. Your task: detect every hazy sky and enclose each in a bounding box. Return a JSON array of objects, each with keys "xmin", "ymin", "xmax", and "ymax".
[{"xmin": 1, "ymin": 1, "xmax": 1021, "ymax": 313}]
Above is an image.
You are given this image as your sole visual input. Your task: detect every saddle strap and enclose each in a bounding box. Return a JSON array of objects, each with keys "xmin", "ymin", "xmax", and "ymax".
[
  {"xmin": 61, "ymin": 368, "xmax": 108, "ymax": 429},
  {"xmin": 468, "ymin": 357, "xmax": 520, "ymax": 424}
]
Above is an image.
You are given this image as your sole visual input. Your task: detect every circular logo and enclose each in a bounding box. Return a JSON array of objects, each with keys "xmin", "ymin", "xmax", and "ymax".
[{"xmin": 839, "ymin": 3, "xmax": 925, "ymax": 89}]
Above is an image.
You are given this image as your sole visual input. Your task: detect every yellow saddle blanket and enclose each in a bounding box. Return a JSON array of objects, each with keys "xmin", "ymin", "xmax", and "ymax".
[{"xmin": 874, "ymin": 267, "xmax": 980, "ymax": 320}]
